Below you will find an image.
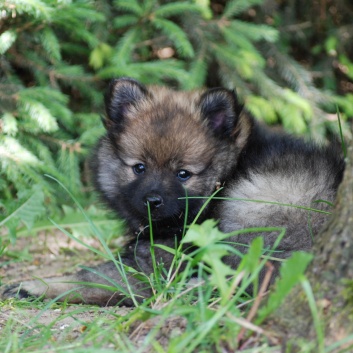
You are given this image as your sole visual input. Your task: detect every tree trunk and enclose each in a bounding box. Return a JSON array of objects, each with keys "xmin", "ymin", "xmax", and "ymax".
[{"xmin": 269, "ymin": 140, "xmax": 353, "ymax": 351}]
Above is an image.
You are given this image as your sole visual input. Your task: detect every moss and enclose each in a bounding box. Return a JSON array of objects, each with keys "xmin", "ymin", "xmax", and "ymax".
[{"xmin": 341, "ymin": 279, "xmax": 353, "ymax": 319}]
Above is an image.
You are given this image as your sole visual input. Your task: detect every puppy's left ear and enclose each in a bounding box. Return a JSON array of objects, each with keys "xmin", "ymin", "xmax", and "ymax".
[
  {"xmin": 199, "ymin": 88, "xmax": 243, "ymax": 138},
  {"xmin": 103, "ymin": 77, "xmax": 149, "ymax": 130}
]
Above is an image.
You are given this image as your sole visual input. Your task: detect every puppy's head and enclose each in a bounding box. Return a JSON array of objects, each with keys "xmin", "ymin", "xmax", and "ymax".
[{"xmin": 93, "ymin": 78, "xmax": 251, "ymax": 231}]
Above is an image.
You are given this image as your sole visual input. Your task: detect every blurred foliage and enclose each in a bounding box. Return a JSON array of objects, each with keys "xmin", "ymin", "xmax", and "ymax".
[{"xmin": 0, "ymin": 0, "xmax": 352, "ymax": 237}]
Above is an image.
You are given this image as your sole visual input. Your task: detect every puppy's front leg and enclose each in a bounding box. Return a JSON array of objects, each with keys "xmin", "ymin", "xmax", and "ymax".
[{"xmin": 1, "ymin": 238, "xmax": 176, "ymax": 306}]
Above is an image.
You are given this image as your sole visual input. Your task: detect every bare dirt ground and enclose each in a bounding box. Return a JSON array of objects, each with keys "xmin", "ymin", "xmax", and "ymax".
[
  {"xmin": 0, "ymin": 233, "xmax": 129, "ymax": 338},
  {"xmin": 0, "ymin": 232, "xmax": 187, "ymax": 351}
]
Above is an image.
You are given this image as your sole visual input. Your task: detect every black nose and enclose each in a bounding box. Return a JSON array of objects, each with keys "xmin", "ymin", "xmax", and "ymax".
[{"xmin": 144, "ymin": 193, "xmax": 163, "ymax": 209}]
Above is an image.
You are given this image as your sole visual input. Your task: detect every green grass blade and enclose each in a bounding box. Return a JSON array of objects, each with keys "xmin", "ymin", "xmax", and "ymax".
[
  {"xmin": 336, "ymin": 105, "xmax": 347, "ymax": 158},
  {"xmin": 301, "ymin": 278, "xmax": 325, "ymax": 353}
]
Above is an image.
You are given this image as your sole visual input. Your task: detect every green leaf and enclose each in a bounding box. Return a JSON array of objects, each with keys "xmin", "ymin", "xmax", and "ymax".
[
  {"xmin": 0, "ymin": 185, "xmax": 46, "ymax": 231},
  {"xmin": 183, "ymin": 220, "xmax": 235, "ymax": 301},
  {"xmin": 256, "ymin": 251, "xmax": 313, "ymax": 324},
  {"xmin": 240, "ymin": 237, "xmax": 263, "ymax": 274},
  {"xmin": 182, "ymin": 219, "xmax": 225, "ymax": 247},
  {"xmin": 324, "ymin": 35, "xmax": 338, "ymax": 56},
  {"xmin": 339, "ymin": 54, "xmax": 353, "ymax": 80},
  {"xmin": 334, "ymin": 93, "xmax": 353, "ymax": 116}
]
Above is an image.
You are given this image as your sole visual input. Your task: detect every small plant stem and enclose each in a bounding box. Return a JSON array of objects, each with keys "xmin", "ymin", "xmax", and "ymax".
[
  {"xmin": 180, "ymin": 196, "xmax": 332, "ymax": 215},
  {"xmin": 147, "ymin": 202, "xmax": 160, "ymax": 289},
  {"xmin": 237, "ymin": 262, "xmax": 274, "ymax": 345}
]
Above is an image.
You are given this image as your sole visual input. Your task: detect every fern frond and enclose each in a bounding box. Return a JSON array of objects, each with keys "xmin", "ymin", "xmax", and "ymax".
[
  {"xmin": 89, "ymin": 43, "xmax": 113, "ymax": 70},
  {"xmin": 18, "ymin": 98, "xmax": 59, "ymax": 133},
  {"xmin": 114, "ymin": 0, "xmax": 143, "ymax": 16},
  {"xmin": 246, "ymin": 95, "xmax": 277, "ymax": 124},
  {"xmin": 52, "ymin": 4, "xmax": 105, "ymax": 25},
  {"xmin": 221, "ymin": 25, "xmax": 257, "ymax": 52},
  {"xmin": 18, "ymin": 87, "xmax": 72, "ymax": 131},
  {"xmin": 142, "ymin": 0, "xmax": 157, "ymax": 13},
  {"xmin": 281, "ymin": 89, "xmax": 313, "ymax": 120},
  {"xmin": 0, "ymin": 136, "xmax": 40, "ymax": 166},
  {"xmin": 0, "ymin": 30, "xmax": 17, "ymax": 55},
  {"xmin": 154, "ymin": 2, "xmax": 203, "ymax": 18},
  {"xmin": 73, "ymin": 111, "xmax": 102, "ymax": 132},
  {"xmin": 52, "ymin": 6, "xmax": 104, "ymax": 47},
  {"xmin": 223, "ymin": 0, "xmax": 263, "ymax": 19},
  {"xmin": 229, "ymin": 20, "xmax": 278, "ymax": 42},
  {"xmin": 212, "ymin": 43, "xmax": 262, "ymax": 79},
  {"xmin": 54, "ymin": 65, "xmax": 86, "ymax": 79},
  {"xmin": 3, "ymin": 0, "xmax": 52, "ymax": 19},
  {"xmin": 113, "ymin": 15, "xmax": 139, "ymax": 29},
  {"xmin": 250, "ymin": 67, "xmax": 285, "ymax": 98},
  {"xmin": 112, "ymin": 28, "xmax": 139, "ymax": 64},
  {"xmin": 182, "ymin": 56, "xmax": 207, "ymax": 90},
  {"xmin": 221, "ymin": 26, "xmax": 266, "ymax": 68},
  {"xmin": 57, "ymin": 146, "xmax": 82, "ymax": 195},
  {"xmin": 40, "ymin": 27, "xmax": 61, "ymax": 61},
  {"xmin": 272, "ymin": 49, "xmax": 320, "ymax": 100},
  {"xmin": 97, "ymin": 65, "xmax": 133, "ymax": 79},
  {"xmin": 18, "ymin": 87, "xmax": 68, "ymax": 104},
  {"xmin": 152, "ymin": 18, "xmax": 194, "ymax": 58},
  {"xmin": 1, "ymin": 113, "xmax": 18, "ymax": 136},
  {"xmin": 275, "ymin": 98, "xmax": 308, "ymax": 133},
  {"xmin": 23, "ymin": 136, "xmax": 56, "ymax": 168},
  {"xmin": 130, "ymin": 60, "xmax": 189, "ymax": 83}
]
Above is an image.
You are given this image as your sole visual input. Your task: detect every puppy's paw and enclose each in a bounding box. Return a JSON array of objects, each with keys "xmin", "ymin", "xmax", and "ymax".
[
  {"xmin": 1, "ymin": 279, "xmax": 50, "ymax": 302},
  {"xmin": 1, "ymin": 283, "xmax": 38, "ymax": 301}
]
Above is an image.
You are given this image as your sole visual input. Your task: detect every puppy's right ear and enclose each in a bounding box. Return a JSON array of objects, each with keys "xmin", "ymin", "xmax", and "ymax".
[{"xmin": 104, "ymin": 78, "xmax": 148, "ymax": 130}]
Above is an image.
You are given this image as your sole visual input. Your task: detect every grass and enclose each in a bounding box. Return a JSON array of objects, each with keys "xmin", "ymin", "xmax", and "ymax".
[{"xmin": 1, "ymin": 186, "xmax": 353, "ymax": 353}]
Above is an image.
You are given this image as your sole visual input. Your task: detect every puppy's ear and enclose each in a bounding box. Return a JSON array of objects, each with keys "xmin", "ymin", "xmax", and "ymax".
[
  {"xmin": 104, "ymin": 78, "xmax": 148, "ymax": 130},
  {"xmin": 199, "ymin": 88, "xmax": 243, "ymax": 138}
]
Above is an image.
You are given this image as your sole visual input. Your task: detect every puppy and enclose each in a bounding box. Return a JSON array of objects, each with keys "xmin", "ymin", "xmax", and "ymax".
[{"xmin": 1, "ymin": 78, "xmax": 344, "ymax": 306}]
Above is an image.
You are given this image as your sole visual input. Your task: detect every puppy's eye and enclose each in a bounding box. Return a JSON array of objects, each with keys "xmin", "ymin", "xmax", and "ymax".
[
  {"xmin": 177, "ymin": 170, "xmax": 192, "ymax": 181},
  {"xmin": 133, "ymin": 163, "xmax": 146, "ymax": 175}
]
